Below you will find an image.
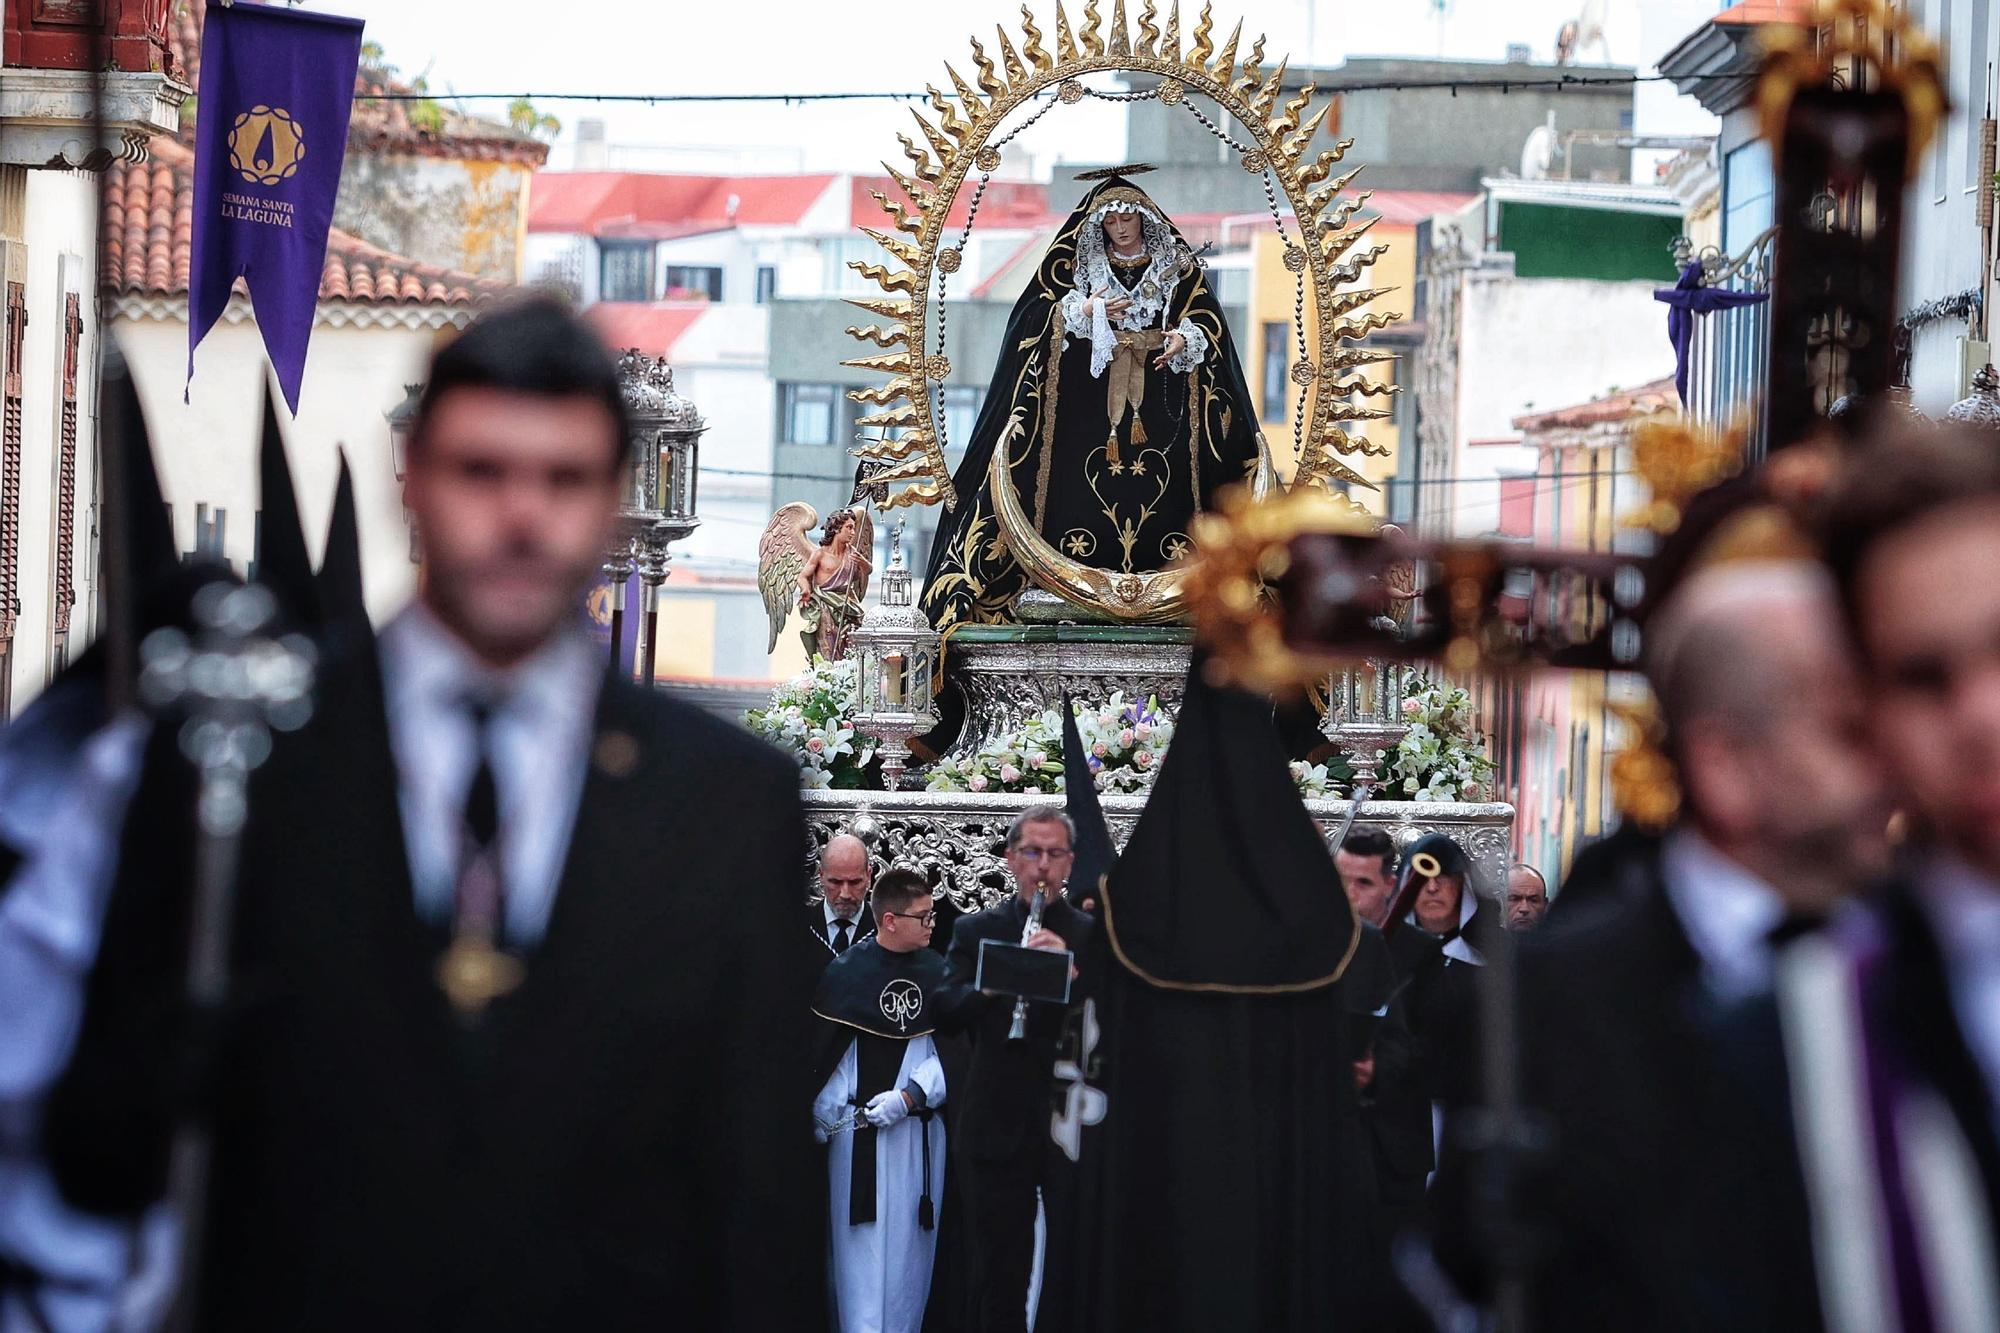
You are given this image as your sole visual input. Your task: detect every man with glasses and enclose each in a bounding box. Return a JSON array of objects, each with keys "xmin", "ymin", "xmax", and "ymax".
[
  {"xmin": 811, "ymin": 868, "xmax": 954, "ymax": 1333},
  {"xmin": 942, "ymin": 806, "xmax": 1095, "ymax": 1332}
]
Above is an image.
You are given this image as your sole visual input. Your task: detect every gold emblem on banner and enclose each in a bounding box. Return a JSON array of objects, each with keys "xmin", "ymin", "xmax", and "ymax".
[{"xmin": 228, "ymin": 105, "xmax": 307, "ymax": 186}]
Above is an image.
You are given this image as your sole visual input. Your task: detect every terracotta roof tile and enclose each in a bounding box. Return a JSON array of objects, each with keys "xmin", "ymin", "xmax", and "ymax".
[
  {"xmin": 1512, "ymin": 376, "xmax": 1680, "ymax": 431},
  {"xmin": 170, "ymin": 3, "xmax": 548, "ymax": 167},
  {"xmin": 105, "ymin": 138, "xmax": 501, "ymax": 309}
]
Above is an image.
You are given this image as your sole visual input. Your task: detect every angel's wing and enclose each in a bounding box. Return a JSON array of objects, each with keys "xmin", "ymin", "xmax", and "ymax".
[
  {"xmin": 846, "ymin": 507, "xmax": 876, "ymax": 605},
  {"xmin": 757, "ymin": 501, "xmax": 818, "ymax": 654}
]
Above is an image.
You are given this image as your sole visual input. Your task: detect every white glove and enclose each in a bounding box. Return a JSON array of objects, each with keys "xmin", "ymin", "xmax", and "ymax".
[
  {"xmin": 864, "ymin": 1089, "xmax": 911, "ymax": 1128},
  {"xmin": 814, "ymin": 1119, "xmax": 831, "ymax": 1145}
]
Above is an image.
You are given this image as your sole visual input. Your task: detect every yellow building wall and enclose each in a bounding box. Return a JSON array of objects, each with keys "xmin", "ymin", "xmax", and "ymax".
[{"xmin": 1245, "ymin": 216, "xmax": 1417, "ymax": 513}]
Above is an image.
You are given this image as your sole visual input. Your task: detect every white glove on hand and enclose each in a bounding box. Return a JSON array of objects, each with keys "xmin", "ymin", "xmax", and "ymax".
[
  {"xmin": 864, "ymin": 1090, "xmax": 911, "ymax": 1128},
  {"xmin": 814, "ymin": 1119, "xmax": 832, "ymax": 1144}
]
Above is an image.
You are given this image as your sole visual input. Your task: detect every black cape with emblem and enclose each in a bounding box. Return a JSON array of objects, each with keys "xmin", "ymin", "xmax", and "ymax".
[
  {"xmin": 810, "ymin": 937, "xmax": 969, "ymax": 1333},
  {"xmin": 920, "ymin": 176, "xmax": 1267, "ymax": 632},
  {"xmin": 1035, "ymin": 660, "xmax": 1373, "ymax": 1331}
]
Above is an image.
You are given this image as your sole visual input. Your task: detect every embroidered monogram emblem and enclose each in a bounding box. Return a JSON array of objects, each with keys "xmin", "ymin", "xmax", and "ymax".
[{"xmin": 880, "ymin": 979, "xmax": 924, "ymax": 1032}]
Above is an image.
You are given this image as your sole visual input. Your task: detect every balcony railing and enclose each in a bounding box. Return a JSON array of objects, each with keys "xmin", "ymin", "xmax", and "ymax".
[{"xmin": 1671, "ymin": 227, "xmax": 1777, "ymax": 457}]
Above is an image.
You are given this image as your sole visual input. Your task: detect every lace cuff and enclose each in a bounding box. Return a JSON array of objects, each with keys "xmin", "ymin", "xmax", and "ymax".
[{"xmin": 1166, "ymin": 319, "xmax": 1209, "ymax": 374}]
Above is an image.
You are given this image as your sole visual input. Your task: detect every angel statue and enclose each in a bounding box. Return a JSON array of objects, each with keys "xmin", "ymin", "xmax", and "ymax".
[
  {"xmin": 921, "ymin": 165, "xmax": 1270, "ymax": 630},
  {"xmin": 759, "ymin": 502, "xmax": 875, "ymax": 662}
]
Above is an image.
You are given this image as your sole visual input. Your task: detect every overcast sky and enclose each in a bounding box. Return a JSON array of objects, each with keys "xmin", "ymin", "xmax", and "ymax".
[{"xmin": 325, "ymin": 0, "xmax": 1722, "ymax": 175}]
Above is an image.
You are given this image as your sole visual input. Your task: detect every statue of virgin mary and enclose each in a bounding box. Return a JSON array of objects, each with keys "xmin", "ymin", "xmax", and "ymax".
[{"xmin": 920, "ymin": 168, "xmax": 1271, "ymax": 631}]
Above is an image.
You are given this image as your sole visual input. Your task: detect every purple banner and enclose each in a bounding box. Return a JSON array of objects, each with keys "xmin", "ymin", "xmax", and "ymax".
[
  {"xmin": 188, "ymin": 0, "xmax": 364, "ymax": 415},
  {"xmin": 585, "ymin": 569, "xmax": 642, "ymax": 675}
]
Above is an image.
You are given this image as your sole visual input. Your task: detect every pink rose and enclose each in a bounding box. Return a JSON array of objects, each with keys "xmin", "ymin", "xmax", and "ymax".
[
  {"xmin": 1000, "ymin": 764, "xmax": 1022, "ymax": 785},
  {"xmin": 1401, "ymin": 698, "xmax": 1421, "ymax": 717},
  {"xmin": 969, "ymin": 774, "xmax": 989, "ymax": 793},
  {"xmin": 1092, "ymin": 742, "xmax": 1109, "ymax": 758},
  {"xmin": 1464, "ymin": 783, "xmax": 1484, "ymax": 801},
  {"xmin": 806, "ymin": 737, "xmax": 825, "ymax": 754},
  {"xmin": 1118, "ymin": 728, "xmax": 1135, "ymax": 747},
  {"xmin": 1134, "ymin": 749, "xmax": 1154, "ymax": 768}
]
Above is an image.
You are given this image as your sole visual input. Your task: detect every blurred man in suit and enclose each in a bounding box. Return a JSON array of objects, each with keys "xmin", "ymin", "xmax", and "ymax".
[{"xmin": 51, "ymin": 298, "xmax": 826, "ymax": 1332}]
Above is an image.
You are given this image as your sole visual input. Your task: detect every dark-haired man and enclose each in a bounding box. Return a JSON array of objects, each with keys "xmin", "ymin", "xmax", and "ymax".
[
  {"xmin": 52, "ymin": 298, "xmax": 825, "ymax": 1331},
  {"xmin": 1336, "ymin": 828, "xmax": 1398, "ymax": 927},
  {"xmin": 812, "ymin": 868, "xmax": 953, "ymax": 1333}
]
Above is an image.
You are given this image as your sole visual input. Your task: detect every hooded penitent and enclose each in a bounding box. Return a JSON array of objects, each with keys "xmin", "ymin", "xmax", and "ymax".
[
  {"xmin": 1036, "ymin": 661, "xmax": 1372, "ymax": 1330},
  {"xmin": 920, "ymin": 175, "xmax": 1267, "ymax": 631}
]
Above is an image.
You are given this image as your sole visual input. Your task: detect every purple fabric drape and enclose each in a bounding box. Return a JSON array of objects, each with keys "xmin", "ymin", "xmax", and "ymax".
[
  {"xmin": 1654, "ymin": 261, "xmax": 1769, "ymax": 404},
  {"xmin": 188, "ymin": 1, "xmax": 364, "ymax": 414}
]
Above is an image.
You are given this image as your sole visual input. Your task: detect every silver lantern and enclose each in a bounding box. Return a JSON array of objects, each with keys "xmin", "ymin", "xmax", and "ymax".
[
  {"xmin": 609, "ymin": 350, "xmax": 705, "ymax": 685},
  {"xmin": 1322, "ymin": 658, "xmax": 1409, "ymax": 791},
  {"xmin": 850, "ymin": 527, "xmax": 940, "ymax": 790}
]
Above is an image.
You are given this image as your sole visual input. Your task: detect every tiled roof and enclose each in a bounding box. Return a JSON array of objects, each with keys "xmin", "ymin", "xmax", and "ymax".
[
  {"xmin": 528, "ymin": 172, "xmax": 840, "ymax": 235},
  {"xmin": 1512, "ymin": 376, "xmax": 1679, "ymax": 431},
  {"xmin": 851, "ymin": 176, "xmax": 1051, "ymax": 231},
  {"xmin": 1713, "ymin": 0, "xmax": 1809, "ymax": 26},
  {"xmin": 585, "ymin": 304, "xmax": 708, "ymax": 359},
  {"xmin": 104, "ymin": 138, "xmax": 501, "ymax": 307},
  {"xmin": 170, "ymin": 3, "xmax": 548, "ymax": 166},
  {"xmin": 1364, "ymin": 191, "xmax": 1480, "ymax": 226}
]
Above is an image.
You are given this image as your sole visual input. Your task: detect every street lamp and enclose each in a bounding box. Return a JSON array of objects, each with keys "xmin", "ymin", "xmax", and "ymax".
[
  {"xmin": 613, "ymin": 349, "xmax": 704, "ymax": 685},
  {"xmin": 385, "ymin": 382, "xmax": 424, "ymax": 562},
  {"xmin": 850, "ymin": 525, "xmax": 940, "ymax": 790},
  {"xmin": 1947, "ymin": 364, "xmax": 2000, "ymax": 426}
]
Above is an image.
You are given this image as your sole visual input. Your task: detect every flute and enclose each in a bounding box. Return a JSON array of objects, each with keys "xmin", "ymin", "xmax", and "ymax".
[{"xmin": 1006, "ymin": 876, "xmax": 1049, "ymax": 1042}]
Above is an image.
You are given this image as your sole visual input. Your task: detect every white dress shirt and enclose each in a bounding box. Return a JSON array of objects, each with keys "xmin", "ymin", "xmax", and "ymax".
[
  {"xmin": 1659, "ymin": 828, "xmax": 1787, "ymax": 1002},
  {"xmin": 376, "ymin": 603, "xmax": 602, "ymax": 946},
  {"xmin": 822, "ymin": 901, "xmax": 854, "ymax": 947},
  {"xmin": 1916, "ymin": 856, "xmax": 2000, "ymax": 1119}
]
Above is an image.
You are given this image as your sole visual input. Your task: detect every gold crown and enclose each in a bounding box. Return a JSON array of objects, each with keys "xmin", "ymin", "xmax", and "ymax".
[{"xmin": 1620, "ymin": 415, "xmax": 1745, "ymax": 536}]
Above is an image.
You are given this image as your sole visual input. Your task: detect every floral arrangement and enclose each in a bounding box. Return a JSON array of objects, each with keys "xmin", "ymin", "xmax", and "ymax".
[
  {"xmin": 1378, "ymin": 677, "xmax": 1495, "ymax": 803},
  {"xmin": 924, "ymin": 693, "xmax": 1173, "ymax": 796},
  {"xmin": 742, "ymin": 656, "xmax": 876, "ymax": 790}
]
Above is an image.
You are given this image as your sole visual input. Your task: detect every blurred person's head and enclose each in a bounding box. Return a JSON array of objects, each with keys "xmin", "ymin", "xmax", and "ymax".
[
  {"xmin": 1823, "ymin": 427, "xmax": 2000, "ymax": 879},
  {"xmin": 403, "ymin": 297, "xmax": 631, "ymax": 667},
  {"xmin": 1336, "ymin": 829, "xmax": 1399, "ymax": 925},
  {"xmin": 818, "ymin": 834, "xmax": 873, "ymax": 920},
  {"xmin": 1649, "ymin": 560, "xmax": 1887, "ymax": 911},
  {"xmin": 1505, "ymin": 864, "xmax": 1549, "ymax": 931}
]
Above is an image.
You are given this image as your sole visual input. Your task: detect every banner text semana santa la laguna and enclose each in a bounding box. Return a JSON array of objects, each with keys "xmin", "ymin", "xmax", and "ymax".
[{"xmin": 188, "ymin": 0, "xmax": 364, "ymax": 416}]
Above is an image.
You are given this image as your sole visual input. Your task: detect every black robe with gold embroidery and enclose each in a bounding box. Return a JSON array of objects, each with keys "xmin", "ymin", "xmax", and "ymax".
[{"xmin": 920, "ymin": 177, "xmax": 1267, "ymax": 632}]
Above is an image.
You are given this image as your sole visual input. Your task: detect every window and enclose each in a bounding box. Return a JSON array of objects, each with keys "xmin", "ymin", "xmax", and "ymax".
[
  {"xmin": 599, "ymin": 242, "xmax": 653, "ymax": 303},
  {"xmin": 940, "ymin": 386, "xmax": 983, "ymax": 451},
  {"xmin": 779, "ymin": 383, "xmax": 838, "ymax": 445},
  {"xmin": 755, "ymin": 265, "xmax": 777, "ymax": 304},
  {"xmin": 1260, "ymin": 321, "xmax": 1289, "ymax": 421},
  {"xmin": 664, "ymin": 264, "xmax": 724, "ymax": 302},
  {"xmin": 1722, "ymin": 140, "xmax": 1775, "ymax": 256}
]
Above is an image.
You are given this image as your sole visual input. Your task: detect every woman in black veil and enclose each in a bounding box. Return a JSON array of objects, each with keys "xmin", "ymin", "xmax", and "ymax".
[{"xmin": 920, "ymin": 168, "xmax": 1271, "ymax": 631}]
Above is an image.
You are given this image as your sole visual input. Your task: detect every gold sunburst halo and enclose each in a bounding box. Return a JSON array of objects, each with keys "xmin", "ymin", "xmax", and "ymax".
[{"xmin": 842, "ymin": 2, "xmax": 1403, "ymax": 512}]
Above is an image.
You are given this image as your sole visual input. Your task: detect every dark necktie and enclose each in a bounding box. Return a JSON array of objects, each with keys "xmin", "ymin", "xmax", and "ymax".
[
  {"xmin": 834, "ymin": 918, "xmax": 853, "ymax": 953},
  {"xmin": 455, "ymin": 700, "xmax": 504, "ymax": 935},
  {"xmin": 436, "ymin": 699, "xmax": 523, "ymax": 1018}
]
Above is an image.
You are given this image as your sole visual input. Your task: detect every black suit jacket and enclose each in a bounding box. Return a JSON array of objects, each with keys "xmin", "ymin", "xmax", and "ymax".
[
  {"xmin": 941, "ymin": 893, "xmax": 1094, "ymax": 1163},
  {"xmin": 805, "ymin": 903, "xmax": 875, "ymax": 970},
  {"xmin": 51, "ymin": 644, "xmax": 827, "ymax": 1332},
  {"xmin": 1437, "ymin": 867, "xmax": 1815, "ymax": 1333}
]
